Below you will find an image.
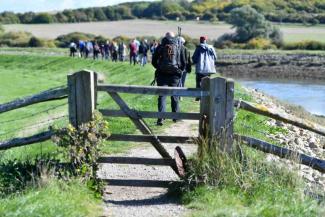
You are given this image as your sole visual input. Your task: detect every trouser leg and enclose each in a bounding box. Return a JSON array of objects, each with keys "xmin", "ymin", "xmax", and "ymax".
[
  {"xmin": 181, "ymin": 72, "xmax": 187, "ymax": 87},
  {"xmin": 170, "ymin": 78, "xmax": 180, "ymax": 113}
]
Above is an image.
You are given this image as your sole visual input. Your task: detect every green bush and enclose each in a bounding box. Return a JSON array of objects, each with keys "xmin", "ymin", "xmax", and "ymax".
[
  {"xmin": 227, "ymin": 5, "xmax": 283, "ymax": 43},
  {"xmin": 55, "ymin": 32, "xmax": 96, "ymax": 47},
  {"xmin": 283, "ymin": 40, "xmax": 325, "ymax": 50},
  {"xmin": 245, "ymin": 38, "xmax": 276, "ymax": 49},
  {"xmin": 0, "ymin": 31, "xmax": 32, "ymax": 47},
  {"xmin": 28, "ymin": 36, "xmax": 44, "ymax": 47}
]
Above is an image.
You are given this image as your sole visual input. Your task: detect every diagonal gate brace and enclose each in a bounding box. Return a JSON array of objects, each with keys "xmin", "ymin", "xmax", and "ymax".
[{"xmin": 107, "ymin": 92, "xmax": 180, "ymax": 175}]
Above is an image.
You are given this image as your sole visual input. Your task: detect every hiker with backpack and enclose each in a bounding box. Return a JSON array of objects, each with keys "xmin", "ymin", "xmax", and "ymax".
[
  {"xmin": 152, "ymin": 32, "xmax": 186, "ymax": 126},
  {"xmin": 192, "ymin": 36, "xmax": 217, "ymax": 100}
]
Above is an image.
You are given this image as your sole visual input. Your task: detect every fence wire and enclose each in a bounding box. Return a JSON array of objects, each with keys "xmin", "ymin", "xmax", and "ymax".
[
  {"xmin": 0, "ymin": 102, "xmax": 67, "ymax": 126},
  {"xmin": 0, "ymin": 115, "xmax": 68, "ymax": 138}
]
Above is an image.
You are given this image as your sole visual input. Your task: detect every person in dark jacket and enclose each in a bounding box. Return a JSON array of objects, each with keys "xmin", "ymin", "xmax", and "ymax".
[
  {"xmin": 139, "ymin": 39, "xmax": 149, "ymax": 66},
  {"xmin": 152, "ymin": 32, "xmax": 186, "ymax": 126},
  {"xmin": 178, "ymin": 37, "xmax": 191, "ymax": 87}
]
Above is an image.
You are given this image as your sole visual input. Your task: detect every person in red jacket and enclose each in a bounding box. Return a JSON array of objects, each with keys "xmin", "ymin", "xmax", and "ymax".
[{"xmin": 129, "ymin": 39, "xmax": 138, "ymax": 65}]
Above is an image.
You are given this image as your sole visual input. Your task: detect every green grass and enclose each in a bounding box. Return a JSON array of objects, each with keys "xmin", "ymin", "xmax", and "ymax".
[
  {"xmin": 0, "ymin": 179, "xmax": 102, "ymax": 217},
  {"xmin": 0, "ymin": 53, "xmax": 199, "ymax": 216},
  {"xmin": 0, "ymin": 51, "xmax": 323, "ymax": 216}
]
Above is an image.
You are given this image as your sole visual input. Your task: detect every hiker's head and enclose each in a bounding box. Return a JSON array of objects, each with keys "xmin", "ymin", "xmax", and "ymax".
[
  {"xmin": 200, "ymin": 36, "xmax": 208, "ymax": 44},
  {"xmin": 165, "ymin": 32, "xmax": 175, "ymax": 38}
]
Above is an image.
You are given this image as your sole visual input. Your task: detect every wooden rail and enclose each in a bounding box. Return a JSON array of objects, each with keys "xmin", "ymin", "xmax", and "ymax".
[
  {"xmin": 235, "ymin": 100, "xmax": 325, "ymax": 137},
  {"xmin": 235, "ymin": 134, "xmax": 325, "ymax": 173},
  {"xmin": 100, "ymin": 109, "xmax": 201, "ymax": 120},
  {"xmin": 0, "ymin": 131, "xmax": 54, "ymax": 150},
  {"xmin": 97, "ymin": 84, "xmax": 208, "ymax": 97},
  {"xmin": 0, "ymin": 87, "xmax": 68, "ymax": 114},
  {"xmin": 98, "ymin": 157, "xmax": 174, "ymax": 166},
  {"xmin": 109, "ymin": 134, "xmax": 195, "ymax": 144}
]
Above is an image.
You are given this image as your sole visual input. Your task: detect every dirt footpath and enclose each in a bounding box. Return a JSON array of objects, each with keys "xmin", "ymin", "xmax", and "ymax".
[{"xmin": 98, "ymin": 120, "xmax": 199, "ymax": 217}]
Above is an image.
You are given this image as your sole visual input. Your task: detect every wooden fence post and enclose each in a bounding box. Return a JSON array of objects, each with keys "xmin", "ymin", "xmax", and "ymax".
[
  {"xmin": 199, "ymin": 77, "xmax": 210, "ymax": 137},
  {"xmin": 225, "ymin": 80, "xmax": 234, "ymax": 153},
  {"xmin": 68, "ymin": 70, "xmax": 97, "ymax": 128},
  {"xmin": 199, "ymin": 76, "xmax": 234, "ymax": 153}
]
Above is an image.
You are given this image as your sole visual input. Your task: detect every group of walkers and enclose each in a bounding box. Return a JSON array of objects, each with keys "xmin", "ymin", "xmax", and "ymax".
[
  {"xmin": 70, "ymin": 32, "xmax": 217, "ymax": 127},
  {"xmin": 152, "ymin": 32, "xmax": 217, "ymax": 126},
  {"xmin": 69, "ymin": 38, "xmax": 157, "ymax": 66}
]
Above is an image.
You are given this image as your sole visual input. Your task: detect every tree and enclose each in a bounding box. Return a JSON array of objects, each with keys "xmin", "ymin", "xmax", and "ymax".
[
  {"xmin": 18, "ymin": 12, "xmax": 36, "ymax": 23},
  {"xmin": 94, "ymin": 8, "xmax": 107, "ymax": 21},
  {"xmin": 227, "ymin": 5, "xmax": 282, "ymax": 43},
  {"xmin": 31, "ymin": 13, "xmax": 53, "ymax": 24},
  {"xmin": 0, "ymin": 25, "xmax": 4, "ymax": 35}
]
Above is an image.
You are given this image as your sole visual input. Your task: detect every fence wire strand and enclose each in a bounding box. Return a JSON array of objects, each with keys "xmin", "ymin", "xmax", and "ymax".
[
  {"xmin": 0, "ymin": 115, "xmax": 68, "ymax": 138},
  {"xmin": 0, "ymin": 102, "xmax": 67, "ymax": 126}
]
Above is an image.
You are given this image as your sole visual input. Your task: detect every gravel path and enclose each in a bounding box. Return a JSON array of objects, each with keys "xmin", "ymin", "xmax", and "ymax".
[{"xmin": 98, "ymin": 120, "xmax": 199, "ymax": 217}]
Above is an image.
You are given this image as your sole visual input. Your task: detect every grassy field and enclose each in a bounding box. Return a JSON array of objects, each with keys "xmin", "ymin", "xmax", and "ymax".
[
  {"xmin": 0, "ymin": 51, "xmax": 323, "ymax": 216},
  {"xmin": 4, "ymin": 20, "xmax": 325, "ymax": 43}
]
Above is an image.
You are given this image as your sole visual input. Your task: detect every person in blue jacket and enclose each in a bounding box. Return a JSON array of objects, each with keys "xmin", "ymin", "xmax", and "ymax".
[{"xmin": 192, "ymin": 36, "xmax": 217, "ymax": 100}]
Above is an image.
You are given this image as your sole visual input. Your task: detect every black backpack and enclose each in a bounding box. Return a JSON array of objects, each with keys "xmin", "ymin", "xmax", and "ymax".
[{"xmin": 158, "ymin": 38, "xmax": 181, "ymax": 75}]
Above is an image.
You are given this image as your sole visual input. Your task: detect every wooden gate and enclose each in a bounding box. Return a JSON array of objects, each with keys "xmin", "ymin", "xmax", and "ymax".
[{"xmin": 67, "ymin": 70, "xmax": 235, "ymax": 177}]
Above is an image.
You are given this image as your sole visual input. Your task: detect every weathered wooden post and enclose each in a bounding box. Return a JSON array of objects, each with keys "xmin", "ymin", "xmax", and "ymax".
[
  {"xmin": 199, "ymin": 76, "xmax": 234, "ymax": 153},
  {"xmin": 68, "ymin": 70, "xmax": 97, "ymax": 128}
]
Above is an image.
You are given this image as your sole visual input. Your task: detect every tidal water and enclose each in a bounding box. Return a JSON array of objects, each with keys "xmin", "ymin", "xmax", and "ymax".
[{"xmin": 236, "ymin": 79, "xmax": 325, "ymax": 116}]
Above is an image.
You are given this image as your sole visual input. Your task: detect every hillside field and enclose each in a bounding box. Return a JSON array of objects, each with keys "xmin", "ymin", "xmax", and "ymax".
[
  {"xmin": 0, "ymin": 52, "xmax": 324, "ymax": 216},
  {"xmin": 4, "ymin": 20, "xmax": 325, "ymax": 43}
]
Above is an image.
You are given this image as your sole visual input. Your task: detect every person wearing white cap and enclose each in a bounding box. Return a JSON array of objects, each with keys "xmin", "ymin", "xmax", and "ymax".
[{"xmin": 178, "ymin": 37, "xmax": 192, "ymax": 88}]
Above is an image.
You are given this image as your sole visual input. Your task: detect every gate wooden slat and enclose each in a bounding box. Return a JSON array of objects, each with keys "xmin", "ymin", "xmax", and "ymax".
[
  {"xmin": 108, "ymin": 92, "xmax": 173, "ymax": 160},
  {"xmin": 98, "ymin": 84, "xmax": 208, "ymax": 97},
  {"xmin": 97, "ymin": 157, "xmax": 174, "ymax": 166},
  {"xmin": 103, "ymin": 179, "xmax": 181, "ymax": 188},
  {"xmin": 109, "ymin": 134, "xmax": 195, "ymax": 144},
  {"xmin": 100, "ymin": 109, "xmax": 201, "ymax": 120}
]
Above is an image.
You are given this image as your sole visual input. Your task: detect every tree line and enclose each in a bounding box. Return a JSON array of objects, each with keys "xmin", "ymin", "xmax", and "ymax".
[{"xmin": 1, "ymin": 0, "xmax": 325, "ymax": 25}]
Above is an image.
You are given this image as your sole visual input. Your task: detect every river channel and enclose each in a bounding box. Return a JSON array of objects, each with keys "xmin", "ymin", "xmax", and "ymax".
[{"xmin": 235, "ymin": 78, "xmax": 325, "ymax": 116}]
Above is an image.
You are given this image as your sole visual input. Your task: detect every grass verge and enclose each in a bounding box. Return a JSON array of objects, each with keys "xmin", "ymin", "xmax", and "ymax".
[{"xmin": 0, "ymin": 179, "xmax": 102, "ymax": 217}]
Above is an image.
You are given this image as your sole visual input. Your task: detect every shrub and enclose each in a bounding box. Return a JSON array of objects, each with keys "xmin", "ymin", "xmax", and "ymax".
[
  {"xmin": 55, "ymin": 32, "xmax": 96, "ymax": 47},
  {"xmin": 0, "ymin": 31, "xmax": 32, "ymax": 47},
  {"xmin": 245, "ymin": 38, "xmax": 275, "ymax": 49},
  {"xmin": 53, "ymin": 112, "xmax": 110, "ymax": 195},
  {"xmin": 112, "ymin": 35, "xmax": 131, "ymax": 43},
  {"xmin": 28, "ymin": 36, "xmax": 44, "ymax": 47},
  {"xmin": 283, "ymin": 41, "xmax": 325, "ymax": 50},
  {"xmin": 227, "ymin": 5, "xmax": 282, "ymax": 43}
]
